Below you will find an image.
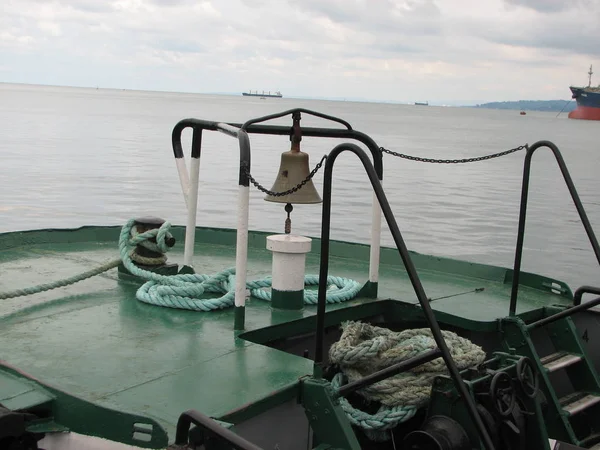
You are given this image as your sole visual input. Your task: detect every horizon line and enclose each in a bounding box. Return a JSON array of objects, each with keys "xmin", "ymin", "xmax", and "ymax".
[{"xmin": 0, "ymin": 80, "xmax": 571, "ymax": 107}]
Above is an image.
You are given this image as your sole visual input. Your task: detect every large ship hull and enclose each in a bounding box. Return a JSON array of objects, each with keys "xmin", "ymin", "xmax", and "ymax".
[
  {"xmin": 568, "ymin": 86, "xmax": 600, "ymax": 120},
  {"xmin": 242, "ymin": 92, "xmax": 282, "ymax": 98}
]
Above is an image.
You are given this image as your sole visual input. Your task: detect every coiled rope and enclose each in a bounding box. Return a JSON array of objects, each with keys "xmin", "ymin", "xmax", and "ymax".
[
  {"xmin": 329, "ymin": 321, "xmax": 486, "ymax": 441},
  {"xmin": 1, "ymin": 219, "xmax": 362, "ymax": 309}
]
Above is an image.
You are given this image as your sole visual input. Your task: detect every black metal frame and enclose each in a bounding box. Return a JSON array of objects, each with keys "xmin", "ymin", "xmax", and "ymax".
[
  {"xmin": 166, "ymin": 110, "xmax": 600, "ymax": 450},
  {"xmin": 171, "ymin": 108, "xmax": 385, "ymax": 187},
  {"xmin": 175, "ymin": 409, "xmax": 262, "ymax": 450},
  {"xmin": 573, "ymin": 285, "xmax": 600, "ymax": 306},
  {"xmin": 172, "ymin": 119, "xmax": 252, "ymax": 187},
  {"xmin": 314, "ymin": 142, "xmax": 495, "ymax": 450},
  {"xmin": 528, "ymin": 286, "xmax": 600, "ymax": 330},
  {"xmin": 174, "ymin": 109, "xmax": 600, "ymax": 449},
  {"xmin": 509, "ymin": 141, "xmax": 600, "ymax": 315}
]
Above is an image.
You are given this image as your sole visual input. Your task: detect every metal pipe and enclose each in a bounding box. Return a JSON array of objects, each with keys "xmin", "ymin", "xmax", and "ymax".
[
  {"xmin": 313, "ymin": 142, "xmax": 495, "ymax": 450},
  {"xmin": 183, "ymin": 129, "xmax": 202, "ymax": 267},
  {"xmin": 171, "ymin": 113, "xmax": 387, "ymax": 326},
  {"xmin": 175, "ymin": 409, "xmax": 263, "ymax": 450},
  {"xmin": 232, "ymin": 124, "xmax": 384, "ymax": 179},
  {"xmin": 171, "ymin": 118, "xmax": 384, "ymax": 178},
  {"xmin": 175, "ymin": 158, "xmax": 190, "ymax": 208},
  {"xmin": 234, "ymin": 131, "xmax": 251, "ymax": 330},
  {"xmin": 510, "ymin": 141, "xmax": 600, "ymax": 316},
  {"xmin": 217, "ymin": 122, "xmax": 241, "ymax": 137},
  {"xmin": 528, "ymin": 295, "xmax": 600, "ymax": 330},
  {"xmin": 573, "ymin": 285, "xmax": 600, "ymax": 306},
  {"xmin": 240, "ymin": 107, "xmax": 353, "ymax": 131},
  {"xmin": 369, "ymin": 190, "xmax": 382, "ymax": 286},
  {"xmin": 337, "ymin": 348, "xmax": 442, "ymax": 398}
]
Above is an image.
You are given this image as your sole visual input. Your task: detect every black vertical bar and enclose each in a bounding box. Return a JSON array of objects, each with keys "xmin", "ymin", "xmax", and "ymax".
[
  {"xmin": 510, "ymin": 141, "xmax": 600, "ymax": 316},
  {"xmin": 509, "ymin": 148, "xmax": 532, "ymax": 316},
  {"xmin": 314, "ymin": 176, "xmax": 332, "ymax": 366},
  {"xmin": 238, "ymin": 131, "xmax": 251, "ymax": 186},
  {"xmin": 313, "ymin": 143, "xmax": 495, "ymax": 450},
  {"xmin": 191, "ymin": 127, "xmax": 202, "ymax": 158}
]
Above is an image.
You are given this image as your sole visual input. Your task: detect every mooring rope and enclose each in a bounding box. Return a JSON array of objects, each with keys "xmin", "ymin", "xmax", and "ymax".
[
  {"xmin": 0, "ymin": 219, "xmax": 362, "ymax": 309},
  {"xmin": 0, "ymin": 260, "xmax": 121, "ymax": 300},
  {"xmin": 329, "ymin": 321, "xmax": 486, "ymax": 441}
]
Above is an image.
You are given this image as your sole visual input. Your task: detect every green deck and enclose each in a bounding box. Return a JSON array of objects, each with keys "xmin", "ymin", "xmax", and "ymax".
[{"xmin": 0, "ymin": 225, "xmax": 573, "ymax": 442}]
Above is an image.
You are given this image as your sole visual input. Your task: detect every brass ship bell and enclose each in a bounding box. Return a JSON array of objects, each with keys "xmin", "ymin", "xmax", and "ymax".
[{"xmin": 265, "ymin": 112, "xmax": 322, "ymax": 233}]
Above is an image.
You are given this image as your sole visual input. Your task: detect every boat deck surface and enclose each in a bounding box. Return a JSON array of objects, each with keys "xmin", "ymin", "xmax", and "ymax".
[{"xmin": 0, "ymin": 225, "xmax": 571, "ymax": 439}]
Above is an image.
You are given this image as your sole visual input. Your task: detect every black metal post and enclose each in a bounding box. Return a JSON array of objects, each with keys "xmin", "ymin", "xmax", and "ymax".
[
  {"xmin": 313, "ymin": 142, "xmax": 495, "ymax": 450},
  {"xmin": 510, "ymin": 141, "xmax": 600, "ymax": 316}
]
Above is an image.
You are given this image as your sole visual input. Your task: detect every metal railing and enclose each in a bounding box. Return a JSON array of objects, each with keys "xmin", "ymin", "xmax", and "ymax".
[
  {"xmin": 313, "ymin": 142, "xmax": 495, "ymax": 450},
  {"xmin": 509, "ymin": 141, "xmax": 600, "ymax": 316},
  {"xmin": 175, "ymin": 409, "xmax": 262, "ymax": 450},
  {"xmin": 171, "ymin": 108, "xmax": 386, "ymax": 331},
  {"xmin": 528, "ymin": 285, "xmax": 600, "ymax": 330}
]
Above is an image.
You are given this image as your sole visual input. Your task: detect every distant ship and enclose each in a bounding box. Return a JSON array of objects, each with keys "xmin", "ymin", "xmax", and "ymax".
[
  {"xmin": 414, "ymin": 101, "xmax": 428, "ymax": 106},
  {"xmin": 242, "ymin": 90, "xmax": 282, "ymax": 98},
  {"xmin": 568, "ymin": 65, "xmax": 600, "ymax": 120}
]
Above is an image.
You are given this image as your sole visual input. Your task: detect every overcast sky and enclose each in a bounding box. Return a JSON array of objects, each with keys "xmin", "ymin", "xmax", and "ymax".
[{"xmin": 1, "ymin": 0, "xmax": 598, "ymax": 104}]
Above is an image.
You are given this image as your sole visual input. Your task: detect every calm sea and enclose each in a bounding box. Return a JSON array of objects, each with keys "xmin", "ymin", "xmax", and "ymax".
[{"xmin": 1, "ymin": 83, "xmax": 599, "ymax": 291}]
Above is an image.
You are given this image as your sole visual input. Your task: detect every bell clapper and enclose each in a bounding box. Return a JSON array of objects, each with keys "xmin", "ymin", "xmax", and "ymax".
[{"xmin": 285, "ymin": 203, "xmax": 293, "ymax": 234}]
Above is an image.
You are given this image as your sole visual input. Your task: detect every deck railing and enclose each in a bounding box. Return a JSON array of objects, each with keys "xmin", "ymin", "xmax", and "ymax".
[
  {"xmin": 171, "ymin": 108, "xmax": 384, "ymax": 330},
  {"xmin": 509, "ymin": 141, "xmax": 600, "ymax": 316}
]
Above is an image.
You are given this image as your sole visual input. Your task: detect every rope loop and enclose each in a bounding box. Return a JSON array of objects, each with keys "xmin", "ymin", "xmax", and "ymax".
[
  {"xmin": 118, "ymin": 219, "xmax": 361, "ymax": 310},
  {"xmin": 328, "ymin": 321, "xmax": 486, "ymax": 441},
  {"xmin": 1, "ymin": 219, "xmax": 362, "ymax": 308}
]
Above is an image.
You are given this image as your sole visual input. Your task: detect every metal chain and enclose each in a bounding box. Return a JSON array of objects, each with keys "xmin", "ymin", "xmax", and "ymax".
[
  {"xmin": 242, "ymin": 155, "xmax": 327, "ymax": 197},
  {"xmin": 380, "ymin": 144, "xmax": 528, "ymax": 164}
]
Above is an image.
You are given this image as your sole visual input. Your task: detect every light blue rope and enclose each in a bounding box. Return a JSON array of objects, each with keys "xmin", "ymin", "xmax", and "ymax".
[
  {"xmin": 119, "ymin": 219, "xmax": 362, "ymax": 310},
  {"xmin": 0, "ymin": 219, "xmax": 362, "ymax": 308},
  {"xmin": 0, "ymin": 259, "xmax": 121, "ymax": 300},
  {"xmin": 330, "ymin": 372, "xmax": 417, "ymax": 442},
  {"xmin": 327, "ymin": 322, "xmax": 487, "ymax": 441}
]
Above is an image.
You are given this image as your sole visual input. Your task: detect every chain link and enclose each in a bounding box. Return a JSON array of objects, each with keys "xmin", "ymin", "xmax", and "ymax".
[
  {"xmin": 242, "ymin": 155, "xmax": 327, "ymax": 197},
  {"xmin": 380, "ymin": 144, "xmax": 528, "ymax": 164},
  {"xmin": 243, "ymin": 143, "xmax": 525, "ymax": 196}
]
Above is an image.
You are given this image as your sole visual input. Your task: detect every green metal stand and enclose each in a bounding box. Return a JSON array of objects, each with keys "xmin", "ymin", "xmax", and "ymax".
[
  {"xmin": 300, "ymin": 378, "xmax": 361, "ymax": 450},
  {"xmin": 502, "ymin": 313, "xmax": 600, "ymax": 447}
]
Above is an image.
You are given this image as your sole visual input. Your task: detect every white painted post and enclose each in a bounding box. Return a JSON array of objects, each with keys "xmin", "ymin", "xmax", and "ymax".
[
  {"xmin": 266, "ymin": 234, "xmax": 312, "ymax": 310},
  {"xmin": 183, "ymin": 156, "xmax": 201, "ymax": 267},
  {"xmin": 369, "ymin": 190, "xmax": 382, "ymax": 284},
  {"xmin": 175, "ymin": 157, "xmax": 190, "ymax": 208},
  {"xmin": 235, "ymin": 185, "xmax": 250, "ymax": 308},
  {"xmin": 233, "ymin": 185, "xmax": 250, "ymax": 330}
]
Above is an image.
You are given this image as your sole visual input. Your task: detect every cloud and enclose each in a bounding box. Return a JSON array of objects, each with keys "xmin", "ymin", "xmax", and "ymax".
[
  {"xmin": 0, "ymin": 0, "xmax": 598, "ymax": 104},
  {"xmin": 503, "ymin": 0, "xmax": 592, "ymax": 13}
]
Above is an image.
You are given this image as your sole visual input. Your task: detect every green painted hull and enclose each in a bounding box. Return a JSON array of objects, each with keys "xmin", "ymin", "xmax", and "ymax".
[
  {"xmin": 5, "ymin": 105, "xmax": 600, "ymax": 450},
  {"xmin": 0, "ymin": 224, "xmax": 579, "ymax": 448}
]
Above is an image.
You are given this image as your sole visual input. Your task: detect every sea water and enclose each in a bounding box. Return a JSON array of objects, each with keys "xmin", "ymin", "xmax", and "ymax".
[{"xmin": 1, "ymin": 83, "xmax": 599, "ymax": 291}]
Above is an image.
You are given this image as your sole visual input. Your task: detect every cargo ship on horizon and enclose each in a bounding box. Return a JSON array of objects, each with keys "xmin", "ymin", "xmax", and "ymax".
[
  {"xmin": 242, "ymin": 90, "xmax": 282, "ymax": 98},
  {"xmin": 568, "ymin": 65, "xmax": 600, "ymax": 120}
]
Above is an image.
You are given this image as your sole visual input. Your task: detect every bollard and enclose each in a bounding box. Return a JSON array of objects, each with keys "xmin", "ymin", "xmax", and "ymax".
[{"xmin": 266, "ymin": 234, "xmax": 312, "ymax": 310}]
